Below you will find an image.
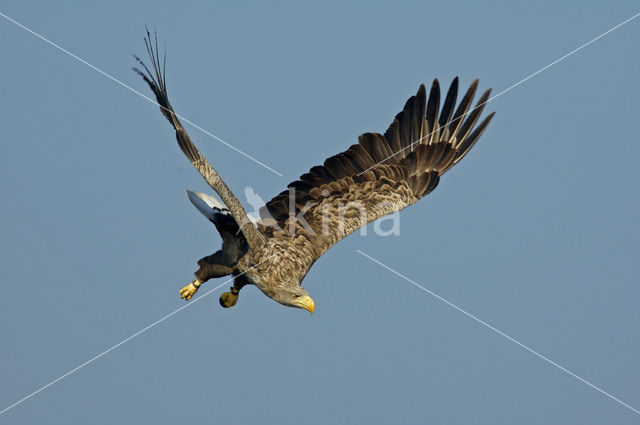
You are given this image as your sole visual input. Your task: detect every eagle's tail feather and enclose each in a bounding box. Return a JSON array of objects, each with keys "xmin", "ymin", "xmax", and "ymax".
[{"xmin": 186, "ymin": 190, "xmax": 228, "ymax": 221}]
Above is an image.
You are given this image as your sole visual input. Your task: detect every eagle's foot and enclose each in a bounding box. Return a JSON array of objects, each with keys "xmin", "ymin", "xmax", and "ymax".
[
  {"xmin": 219, "ymin": 286, "xmax": 239, "ymax": 308},
  {"xmin": 179, "ymin": 280, "xmax": 201, "ymax": 301}
]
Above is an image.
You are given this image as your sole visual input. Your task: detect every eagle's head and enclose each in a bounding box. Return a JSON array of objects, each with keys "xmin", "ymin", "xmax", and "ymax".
[
  {"xmin": 244, "ymin": 259, "xmax": 315, "ymax": 314},
  {"xmin": 272, "ymin": 285, "xmax": 315, "ymax": 314}
]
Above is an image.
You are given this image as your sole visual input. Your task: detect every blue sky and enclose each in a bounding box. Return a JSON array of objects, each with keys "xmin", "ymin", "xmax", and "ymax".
[{"xmin": 1, "ymin": 1, "xmax": 639, "ymax": 424}]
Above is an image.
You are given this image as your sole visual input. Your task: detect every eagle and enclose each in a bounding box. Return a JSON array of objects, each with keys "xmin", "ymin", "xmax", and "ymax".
[{"xmin": 134, "ymin": 33, "xmax": 494, "ymax": 314}]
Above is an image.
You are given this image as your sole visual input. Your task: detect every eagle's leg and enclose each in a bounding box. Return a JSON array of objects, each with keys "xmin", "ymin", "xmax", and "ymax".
[
  {"xmin": 219, "ymin": 276, "xmax": 249, "ymax": 308},
  {"xmin": 179, "ymin": 251, "xmax": 233, "ymax": 301}
]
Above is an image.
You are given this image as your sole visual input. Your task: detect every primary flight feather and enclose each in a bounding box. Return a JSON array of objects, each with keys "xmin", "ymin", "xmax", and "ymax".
[{"xmin": 134, "ymin": 31, "xmax": 495, "ymax": 314}]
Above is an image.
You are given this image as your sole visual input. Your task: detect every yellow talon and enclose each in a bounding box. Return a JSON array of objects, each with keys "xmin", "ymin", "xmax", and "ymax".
[
  {"xmin": 219, "ymin": 289, "xmax": 238, "ymax": 308},
  {"xmin": 179, "ymin": 280, "xmax": 201, "ymax": 300}
]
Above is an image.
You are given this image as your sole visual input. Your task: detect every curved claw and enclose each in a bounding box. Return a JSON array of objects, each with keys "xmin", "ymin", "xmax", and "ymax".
[{"xmin": 179, "ymin": 280, "xmax": 201, "ymax": 300}]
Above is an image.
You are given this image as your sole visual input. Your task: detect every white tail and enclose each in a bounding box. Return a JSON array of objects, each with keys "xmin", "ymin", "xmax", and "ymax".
[{"xmin": 186, "ymin": 190, "xmax": 228, "ymax": 220}]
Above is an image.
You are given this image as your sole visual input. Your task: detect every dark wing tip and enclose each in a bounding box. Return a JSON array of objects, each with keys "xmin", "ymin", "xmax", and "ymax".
[
  {"xmin": 426, "ymin": 79, "xmax": 441, "ymax": 124},
  {"xmin": 484, "ymin": 110, "xmax": 497, "ymax": 123},
  {"xmin": 133, "ymin": 29, "xmax": 178, "ymax": 127}
]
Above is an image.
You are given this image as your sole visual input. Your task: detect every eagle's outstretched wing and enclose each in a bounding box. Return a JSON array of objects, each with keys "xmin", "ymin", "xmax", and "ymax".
[
  {"xmin": 261, "ymin": 79, "xmax": 495, "ymax": 259},
  {"xmin": 134, "ymin": 30, "xmax": 264, "ymax": 250}
]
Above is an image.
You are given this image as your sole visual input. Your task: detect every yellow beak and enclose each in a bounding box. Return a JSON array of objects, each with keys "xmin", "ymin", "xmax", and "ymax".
[{"xmin": 295, "ymin": 295, "xmax": 315, "ymax": 314}]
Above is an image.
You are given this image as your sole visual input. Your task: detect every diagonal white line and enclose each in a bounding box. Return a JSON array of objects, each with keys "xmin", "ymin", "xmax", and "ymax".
[
  {"xmin": 0, "ymin": 282, "xmax": 226, "ymax": 415},
  {"xmin": 358, "ymin": 11, "xmax": 640, "ymax": 176},
  {"xmin": 0, "ymin": 10, "xmax": 283, "ymax": 177},
  {"xmin": 356, "ymin": 249, "xmax": 640, "ymax": 416},
  {"xmin": 0, "ymin": 250, "xmax": 282, "ymax": 416}
]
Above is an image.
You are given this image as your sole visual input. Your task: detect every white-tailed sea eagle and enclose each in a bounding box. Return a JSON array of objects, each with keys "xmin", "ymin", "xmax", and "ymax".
[{"xmin": 134, "ymin": 32, "xmax": 494, "ymax": 314}]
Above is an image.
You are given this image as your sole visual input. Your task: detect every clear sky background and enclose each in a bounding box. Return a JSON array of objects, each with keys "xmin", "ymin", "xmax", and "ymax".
[{"xmin": 1, "ymin": 1, "xmax": 639, "ymax": 424}]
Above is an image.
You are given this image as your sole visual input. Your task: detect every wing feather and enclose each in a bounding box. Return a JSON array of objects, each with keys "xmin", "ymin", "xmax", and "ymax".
[
  {"xmin": 133, "ymin": 32, "xmax": 495, "ymax": 271},
  {"xmin": 261, "ymin": 79, "xmax": 495, "ymax": 259},
  {"xmin": 134, "ymin": 30, "xmax": 263, "ymax": 250},
  {"xmin": 439, "ymin": 77, "xmax": 459, "ymax": 129},
  {"xmin": 448, "ymin": 79, "xmax": 479, "ymax": 142},
  {"xmin": 425, "ymin": 80, "xmax": 440, "ymax": 143}
]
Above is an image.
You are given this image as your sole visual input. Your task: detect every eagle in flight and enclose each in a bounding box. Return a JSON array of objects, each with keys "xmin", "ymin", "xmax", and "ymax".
[{"xmin": 134, "ymin": 32, "xmax": 494, "ymax": 314}]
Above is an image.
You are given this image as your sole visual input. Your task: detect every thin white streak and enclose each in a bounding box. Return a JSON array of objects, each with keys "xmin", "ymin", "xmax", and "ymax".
[
  {"xmin": 0, "ymin": 11, "xmax": 283, "ymax": 176},
  {"xmin": 356, "ymin": 249, "xmax": 640, "ymax": 416},
  {"xmin": 0, "ymin": 251, "xmax": 282, "ymax": 415}
]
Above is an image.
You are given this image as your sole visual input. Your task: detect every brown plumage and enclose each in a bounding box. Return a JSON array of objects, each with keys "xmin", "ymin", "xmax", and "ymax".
[{"xmin": 134, "ymin": 31, "xmax": 495, "ymax": 313}]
